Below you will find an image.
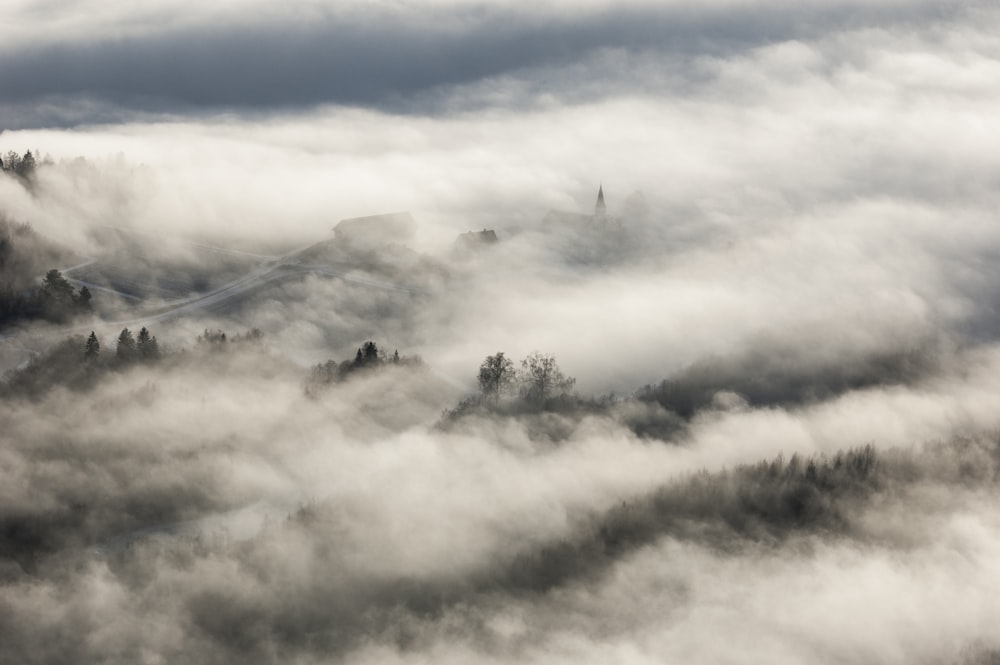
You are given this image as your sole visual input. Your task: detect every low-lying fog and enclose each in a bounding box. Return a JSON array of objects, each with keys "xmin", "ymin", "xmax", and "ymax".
[{"xmin": 2, "ymin": 1, "xmax": 999, "ymax": 663}]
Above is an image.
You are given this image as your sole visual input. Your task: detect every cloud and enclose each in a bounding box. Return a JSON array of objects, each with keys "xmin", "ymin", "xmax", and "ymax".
[
  {"xmin": 4, "ymin": 345, "xmax": 1000, "ymax": 662},
  {"xmin": 0, "ymin": 0, "xmax": 979, "ymax": 126},
  {"xmin": 2, "ymin": 1, "xmax": 1000, "ymax": 662}
]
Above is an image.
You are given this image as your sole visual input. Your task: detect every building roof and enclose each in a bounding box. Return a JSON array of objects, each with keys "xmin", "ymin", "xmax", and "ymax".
[
  {"xmin": 333, "ymin": 212, "xmax": 416, "ymax": 247},
  {"xmin": 455, "ymin": 228, "xmax": 499, "ymax": 251}
]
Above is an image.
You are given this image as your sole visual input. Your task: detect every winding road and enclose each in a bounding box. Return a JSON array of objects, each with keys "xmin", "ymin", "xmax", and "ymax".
[{"xmin": 1, "ymin": 232, "xmax": 427, "ymax": 363}]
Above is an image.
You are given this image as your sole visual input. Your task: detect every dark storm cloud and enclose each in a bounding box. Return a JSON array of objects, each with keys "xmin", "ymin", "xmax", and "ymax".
[{"xmin": 0, "ymin": 1, "xmax": 963, "ymax": 126}]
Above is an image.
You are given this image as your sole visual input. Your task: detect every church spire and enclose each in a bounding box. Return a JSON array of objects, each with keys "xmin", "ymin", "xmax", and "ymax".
[{"xmin": 595, "ymin": 184, "xmax": 607, "ymax": 219}]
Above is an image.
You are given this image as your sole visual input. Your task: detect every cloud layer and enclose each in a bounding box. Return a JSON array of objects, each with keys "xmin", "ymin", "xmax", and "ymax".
[
  {"xmin": 2, "ymin": 1, "xmax": 1000, "ymax": 663},
  {"xmin": 0, "ymin": 0, "xmax": 985, "ymax": 125}
]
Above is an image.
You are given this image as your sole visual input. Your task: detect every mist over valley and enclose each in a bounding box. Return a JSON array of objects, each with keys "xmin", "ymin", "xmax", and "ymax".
[{"xmin": 2, "ymin": 1, "xmax": 1000, "ymax": 663}]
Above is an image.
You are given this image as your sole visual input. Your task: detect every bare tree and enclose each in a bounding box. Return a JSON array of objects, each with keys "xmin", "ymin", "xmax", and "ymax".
[
  {"xmin": 518, "ymin": 352, "xmax": 575, "ymax": 404},
  {"xmin": 478, "ymin": 352, "xmax": 515, "ymax": 402}
]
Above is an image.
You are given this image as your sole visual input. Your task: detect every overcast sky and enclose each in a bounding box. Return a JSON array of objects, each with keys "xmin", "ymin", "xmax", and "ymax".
[{"xmin": 0, "ymin": 0, "xmax": 984, "ymax": 127}]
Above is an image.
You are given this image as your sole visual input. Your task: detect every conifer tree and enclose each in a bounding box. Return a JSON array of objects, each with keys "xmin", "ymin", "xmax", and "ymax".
[
  {"xmin": 137, "ymin": 327, "xmax": 160, "ymax": 361},
  {"xmin": 84, "ymin": 331, "xmax": 100, "ymax": 360},
  {"xmin": 116, "ymin": 328, "xmax": 136, "ymax": 362},
  {"xmin": 75, "ymin": 286, "xmax": 92, "ymax": 310}
]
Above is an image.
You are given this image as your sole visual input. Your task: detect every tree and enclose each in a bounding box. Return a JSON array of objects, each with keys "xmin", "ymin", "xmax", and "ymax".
[
  {"xmin": 137, "ymin": 326, "xmax": 159, "ymax": 361},
  {"xmin": 478, "ymin": 352, "xmax": 515, "ymax": 402},
  {"xmin": 42, "ymin": 269, "xmax": 74, "ymax": 304},
  {"xmin": 353, "ymin": 340, "xmax": 380, "ymax": 368},
  {"xmin": 16, "ymin": 150, "xmax": 36, "ymax": 178},
  {"xmin": 40, "ymin": 268, "xmax": 78, "ymax": 321},
  {"xmin": 518, "ymin": 352, "xmax": 575, "ymax": 404},
  {"xmin": 75, "ymin": 286, "xmax": 92, "ymax": 310},
  {"xmin": 84, "ymin": 331, "xmax": 100, "ymax": 360},
  {"xmin": 116, "ymin": 328, "xmax": 136, "ymax": 362},
  {"xmin": 3, "ymin": 151, "xmax": 21, "ymax": 174},
  {"xmin": 198, "ymin": 329, "xmax": 227, "ymax": 347}
]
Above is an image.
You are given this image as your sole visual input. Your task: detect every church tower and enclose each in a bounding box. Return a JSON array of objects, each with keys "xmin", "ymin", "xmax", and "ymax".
[{"xmin": 594, "ymin": 184, "xmax": 607, "ymax": 221}]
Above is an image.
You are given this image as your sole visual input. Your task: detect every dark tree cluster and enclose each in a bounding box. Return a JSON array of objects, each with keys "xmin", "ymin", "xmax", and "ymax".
[
  {"xmin": 634, "ymin": 346, "xmax": 934, "ymax": 418},
  {"xmin": 477, "ymin": 351, "xmax": 515, "ymax": 403},
  {"xmin": 306, "ymin": 341, "xmax": 420, "ymax": 396},
  {"xmin": 477, "ymin": 351, "xmax": 576, "ymax": 405},
  {"xmin": 447, "ymin": 343, "xmax": 938, "ymax": 442},
  {"xmin": 196, "ymin": 327, "xmax": 265, "ymax": 352},
  {"xmin": 1, "ymin": 335, "xmax": 98, "ymax": 397},
  {"xmin": 497, "ymin": 446, "xmax": 883, "ymax": 594},
  {"xmin": 445, "ymin": 351, "xmax": 578, "ymax": 423},
  {"xmin": 1, "ymin": 150, "xmax": 39, "ymax": 180},
  {"xmin": 0, "ymin": 268, "xmax": 93, "ymax": 326},
  {"xmin": 517, "ymin": 351, "xmax": 576, "ymax": 403},
  {"xmin": 439, "ymin": 352, "xmax": 591, "ymax": 436},
  {"xmin": 115, "ymin": 327, "xmax": 160, "ymax": 364},
  {"xmin": 1, "ymin": 219, "xmax": 77, "ymax": 326},
  {"xmin": 601, "ymin": 445, "xmax": 881, "ymax": 551},
  {"xmin": 40, "ymin": 269, "xmax": 92, "ymax": 322},
  {"xmin": 1, "ymin": 327, "xmax": 274, "ymax": 400},
  {"xmin": 1, "ymin": 325, "xmax": 163, "ymax": 399}
]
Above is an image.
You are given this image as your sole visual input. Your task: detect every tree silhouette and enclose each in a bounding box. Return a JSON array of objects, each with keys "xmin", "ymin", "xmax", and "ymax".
[
  {"xmin": 16, "ymin": 150, "xmax": 36, "ymax": 178},
  {"xmin": 518, "ymin": 352, "xmax": 575, "ymax": 404},
  {"xmin": 84, "ymin": 331, "xmax": 100, "ymax": 361},
  {"xmin": 39, "ymin": 269, "xmax": 81, "ymax": 321},
  {"xmin": 137, "ymin": 326, "xmax": 159, "ymax": 361},
  {"xmin": 3, "ymin": 151, "xmax": 21, "ymax": 174},
  {"xmin": 353, "ymin": 341, "xmax": 380, "ymax": 368},
  {"xmin": 116, "ymin": 328, "xmax": 136, "ymax": 362},
  {"xmin": 2, "ymin": 150, "xmax": 37, "ymax": 179},
  {"xmin": 42, "ymin": 269, "xmax": 74, "ymax": 304},
  {"xmin": 478, "ymin": 352, "xmax": 515, "ymax": 402},
  {"xmin": 75, "ymin": 286, "xmax": 92, "ymax": 310}
]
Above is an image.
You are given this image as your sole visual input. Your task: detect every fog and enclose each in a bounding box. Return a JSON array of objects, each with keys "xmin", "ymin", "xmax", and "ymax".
[{"xmin": 2, "ymin": 1, "xmax": 1000, "ymax": 663}]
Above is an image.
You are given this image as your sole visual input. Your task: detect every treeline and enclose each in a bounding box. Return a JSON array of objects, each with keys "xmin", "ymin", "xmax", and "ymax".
[
  {"xmin": 1, "ymin": 218, "xmax": 87, "ymax": 327},
  {"xmin": 499, "ymin": 445, "xmax": 882, "ymax": 593},
  {"xmin": 0, "ymin": 326, "xmax": 279, "ymax": 400},
  {"xmin": 0, "ymin": 150, "xmax": 43, "ymax": 180},
  {"xmin": 1, "ymin": 326, "xmax": 261, "ymax": 399},
  {"xmin": 443, "ymin": 351, "xmax": 579, "ymax": 422},
  {"xmin": 1, "ymin": 333, "xmax": 924, "ymax": 448},
  {"xmin": 441, "ymin": 347, "xmax": 933, "ymax": 442},
  {"xmin": 633, "ymin": 345, "xmax": 935, "ymax": 417},
  {"xmin": 262, "ymin": 440, "xmax": 931, "ymax": 629},
  {"xmin": 196, "ymin": 327, "xmax": 265, "ymax": 349},
  {"xmin": 0, "ymin": 268, "xmax": 93, "ymax": 326},
  {"xmin": 2, "ymin": 325, "xmax": 162, "ymax": 397},
  {"xmin": 306, "ymin": 340, "xmax": 421, "ymax": 396},
  {"xmin": 1, "ymin": 331, "xmax": 429, "ymax": 401}
]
